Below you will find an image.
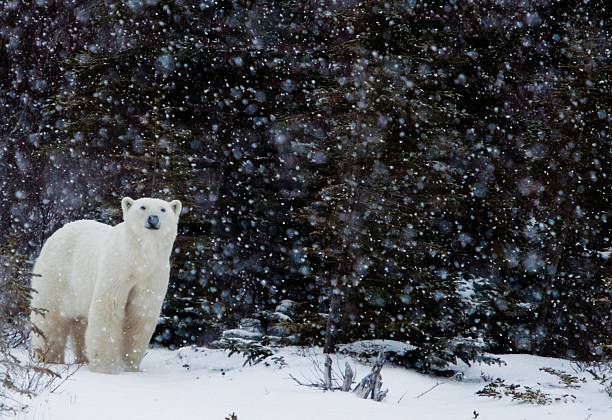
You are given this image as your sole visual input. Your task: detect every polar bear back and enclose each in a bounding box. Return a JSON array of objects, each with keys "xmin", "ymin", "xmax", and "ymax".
[{"xmin": 31, "ymin": 220, "xmax": 113, "ymax": 319}]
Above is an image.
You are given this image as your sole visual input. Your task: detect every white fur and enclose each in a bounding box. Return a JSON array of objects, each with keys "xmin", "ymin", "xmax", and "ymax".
[{"xmin": 31, "ymin": 197, "xmax": 181, "ymax": 374}]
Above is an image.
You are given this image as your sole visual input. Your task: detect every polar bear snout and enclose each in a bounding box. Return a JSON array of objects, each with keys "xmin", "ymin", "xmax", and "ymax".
[
  {"xmin": 146, "ymin": 215, "xmax": 160, "ymax": 230},
  {"xmin": 122, "ymin": 197, "xmax": 181, "ymax": 235}
]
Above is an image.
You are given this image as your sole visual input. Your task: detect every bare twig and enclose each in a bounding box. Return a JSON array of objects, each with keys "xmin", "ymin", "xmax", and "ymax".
[
  {"xmin": 50, "ymin": 364, "xmax": 81, "ymax": 393},
  {"xmin": 289, "ymin": 373, "xmax": 327, "ymax": 389},
  {"xmin": 415, "ymin": 381, "xmax": 443, "ymax": 399},
  {"xmin": 397, "ymin": 388, "xmax": 410, "ymax": 404}
]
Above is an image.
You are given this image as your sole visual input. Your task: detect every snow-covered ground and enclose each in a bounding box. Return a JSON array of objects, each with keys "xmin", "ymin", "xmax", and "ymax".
[{"xmin": 17, "ymin": 346, "xmax": 611, "ymax": 420}]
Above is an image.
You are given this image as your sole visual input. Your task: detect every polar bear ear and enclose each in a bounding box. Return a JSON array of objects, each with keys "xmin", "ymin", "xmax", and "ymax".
[
  {"xmin": 121, "ymin": 197, "xmax": 135, "ymax": 218},
  {"xmin": 169, "ymin": 200, "xmax": 182, "ymax": 217}
]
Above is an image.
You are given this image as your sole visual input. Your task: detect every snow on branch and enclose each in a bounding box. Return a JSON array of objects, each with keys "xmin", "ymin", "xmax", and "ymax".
[{"xmin": 290, "ymin": 351, "xmax": 388, "ymax": 401}]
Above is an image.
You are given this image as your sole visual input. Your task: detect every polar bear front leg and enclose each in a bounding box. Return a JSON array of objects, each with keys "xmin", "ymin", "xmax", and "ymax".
[
  {"xmin": 85, "ymin": 278, "xmax": 131, "ymax": 374},
  {"xmin": 122, "ymin": 288, "xmax": 164, "ymax": 372}
]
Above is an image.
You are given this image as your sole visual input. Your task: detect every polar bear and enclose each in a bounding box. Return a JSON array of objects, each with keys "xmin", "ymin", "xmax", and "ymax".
[{"xmin": 30, "ymin": 197, "xmax": 181, "ymax": 374}]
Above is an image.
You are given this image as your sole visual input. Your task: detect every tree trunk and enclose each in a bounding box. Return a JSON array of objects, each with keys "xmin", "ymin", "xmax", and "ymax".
[
  {"xmin": 353, "ymin": 351, "xmax": 387, "ymax": 401},
  {"xmin": 531, "ymin": 205, "xmax": 571, "ymax": 353},
  {"xmin": 323, "ymin": 283, "xmax": 344, "ymax": 353},
  {"xmin": 323, "ymin": 355, "xmax": 333, "ymax": 390},
  {"xmin": 341, "ymin": 362, "xmax": 354, "ymax": 391}
]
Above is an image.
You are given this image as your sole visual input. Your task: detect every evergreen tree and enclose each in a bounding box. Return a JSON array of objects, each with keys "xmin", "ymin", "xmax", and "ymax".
[{"xmin": 0, "ymin": 0, "xmax": 608, "ymax": 365}]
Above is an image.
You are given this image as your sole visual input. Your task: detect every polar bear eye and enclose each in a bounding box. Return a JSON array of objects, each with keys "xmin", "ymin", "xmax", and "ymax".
[
  {"xmin": 140, "ymin": 206, "xmax": 146, "ymax": 210},
  {"xmin": 161, "ymin": 208, "xmax": 166, "ymax": 213}
]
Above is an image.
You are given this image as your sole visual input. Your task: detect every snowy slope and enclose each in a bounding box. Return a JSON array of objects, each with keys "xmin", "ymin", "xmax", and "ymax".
[{"xmin": 17, "ymin": 346, "xmax": 611, "ymax": 420}]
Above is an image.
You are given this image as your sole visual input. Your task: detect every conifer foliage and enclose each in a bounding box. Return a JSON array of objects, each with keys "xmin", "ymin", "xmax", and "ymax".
[{"xmin": 0, "ymin": 0, "xmax": 609, "ymax": 369}]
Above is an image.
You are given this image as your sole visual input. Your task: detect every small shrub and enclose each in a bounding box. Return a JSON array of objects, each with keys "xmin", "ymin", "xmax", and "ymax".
[
  {"xmin": 540, "ymin": 367, "xmax": 585, "ymax": 388},
  {"xmin": 0, "ymin": 245, "xmax": 63, "ymax": 415},
  {"xmin": 585, "ymin": 363, "xmax": 612, "ymax": 398},
  {"xmin": 476, "ymin": 377, "xmax": 554, "ymax": 405},
  {"xmin": 221, "ymin": 338, "xmax": 285, "ymax": 367}
]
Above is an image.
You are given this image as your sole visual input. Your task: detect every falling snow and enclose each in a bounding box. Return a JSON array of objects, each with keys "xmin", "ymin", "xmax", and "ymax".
[{"xmin": 0, "ymin": 0, "xmax": 610, "ymax": 418}]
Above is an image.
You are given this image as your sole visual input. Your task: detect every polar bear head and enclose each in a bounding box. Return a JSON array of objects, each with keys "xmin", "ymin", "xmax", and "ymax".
[{"xmin": 121, "ymin": 197, "xmax": 182, "ymax": 240}]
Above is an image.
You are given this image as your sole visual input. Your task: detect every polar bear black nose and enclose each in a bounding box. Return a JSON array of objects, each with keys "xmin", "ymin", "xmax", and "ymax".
[{"xmin": 147, "ymin": 215, "xmax": 159, "ymax": 228}]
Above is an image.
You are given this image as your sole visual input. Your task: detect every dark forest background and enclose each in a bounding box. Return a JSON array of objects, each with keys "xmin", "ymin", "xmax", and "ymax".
[{"xmin": 0, "ymin": 0, "xmax": 610, "ymax": 371}]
